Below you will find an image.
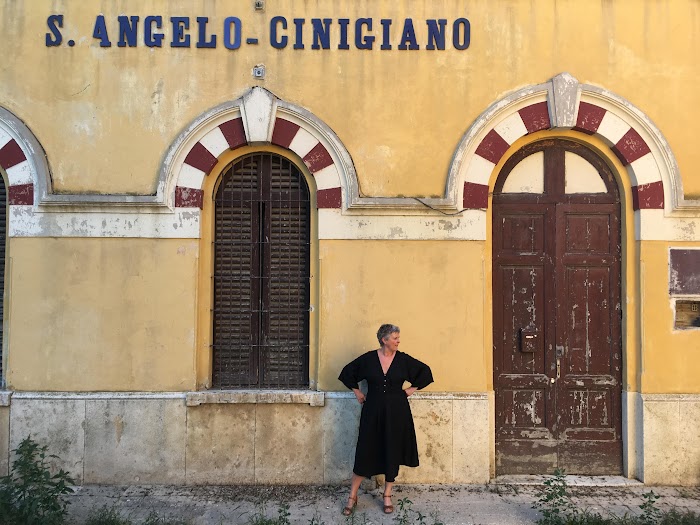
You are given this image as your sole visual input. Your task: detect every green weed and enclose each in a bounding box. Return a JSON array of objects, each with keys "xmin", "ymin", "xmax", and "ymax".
[
  {"xmin": 0, "ymin": 435, "xmax": 75, "ymax": 525},
  {"xmin": 533, "ymin": 469, "xmax": 580, "ymax": 525}
]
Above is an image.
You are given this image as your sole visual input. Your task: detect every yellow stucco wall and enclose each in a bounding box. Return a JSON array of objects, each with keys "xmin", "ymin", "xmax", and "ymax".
[
  {"xmin": 0, "ymin": 1, "xmax": 698, "ymax": 395},
  {"xmin": 640, "ymin": 242, "xmax": 700, "ymax": 394},
  {"xmin": 5, "ymin": 238, "xmax": 198, "ymax": 391},
  {"xmin": 318, "ymin": 240, "xmax": 487, "ymax": 392},
  {"xmin": 1, "ymin": 0, "xmax": 699, "ymax": 196}
]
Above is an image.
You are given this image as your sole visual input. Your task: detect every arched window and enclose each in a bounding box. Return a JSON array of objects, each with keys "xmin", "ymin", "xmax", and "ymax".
[{"xmin": 212, "ymin": 153, "xmax": 310, "ymax": 389}]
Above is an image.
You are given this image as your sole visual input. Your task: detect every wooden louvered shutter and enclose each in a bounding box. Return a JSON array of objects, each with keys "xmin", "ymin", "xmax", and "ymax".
[{"xmin": 213, "ymin": 154, "xmax": 310, "ymax": 388}]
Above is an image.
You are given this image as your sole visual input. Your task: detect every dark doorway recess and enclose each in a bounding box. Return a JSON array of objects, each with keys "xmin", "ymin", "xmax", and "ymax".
[
  {"xmin": 492, "ymin": 139, "xmax": 622, "ymax": 475},
  {"xmin": 213, "ymin": 153, "xmax": 310, "ymax": 389}
]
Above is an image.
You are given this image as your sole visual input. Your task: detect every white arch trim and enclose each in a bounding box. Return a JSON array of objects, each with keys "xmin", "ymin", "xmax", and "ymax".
[
  {"xmin": 451, "ymin": 73, "xmax": 700, "ymax": 241},
  {"xmin": 0, "ymin": 107, "xmax": 48, "ymax": 207},
  {"xmin": 164, "ymin": 87, "xmax": 354, "ymax": 211}
]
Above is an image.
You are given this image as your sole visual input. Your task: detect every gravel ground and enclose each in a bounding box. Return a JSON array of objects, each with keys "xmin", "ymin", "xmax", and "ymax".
[{"xmin": 63, "ymin": 482, "xmax": 700, "ymax": 525}]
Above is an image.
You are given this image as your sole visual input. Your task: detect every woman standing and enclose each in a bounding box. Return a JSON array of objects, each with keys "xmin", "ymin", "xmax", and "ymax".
[{"xmin": 338, "ymin": 324, "xmax": 433, "ymax": 515}]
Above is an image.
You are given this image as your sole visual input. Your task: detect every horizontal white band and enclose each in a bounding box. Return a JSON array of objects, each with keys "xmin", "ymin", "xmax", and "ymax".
[
  {"xmin": 318, "ymin": 208, "xmax": 487, "ymax": 240},
  {"xmin": 635, "ymin": 209, "xmax": 700, "ymax": 241},
  {"xmin": 9, "ymin": 206, "xmax": 201, "ymax": 239}
]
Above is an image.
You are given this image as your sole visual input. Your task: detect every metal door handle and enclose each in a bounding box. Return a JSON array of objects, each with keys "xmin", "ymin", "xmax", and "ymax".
[{"xmin": 556, "ymin": 358, "xmax": 561, "ymax": 379}]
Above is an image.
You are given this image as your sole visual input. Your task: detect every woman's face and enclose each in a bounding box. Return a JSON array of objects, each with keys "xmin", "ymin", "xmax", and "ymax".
[{"xmin": 382, "ymin": 332, "xmax": 400, "ymax": 352}]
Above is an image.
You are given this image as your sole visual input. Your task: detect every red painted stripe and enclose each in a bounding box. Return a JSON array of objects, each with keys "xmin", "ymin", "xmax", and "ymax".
[
  {"xmin": 632, "ymin": 181, "xmax": 664, "ymax": 210},
  {"xmin": 613, "ymin": 128, "xmax": 652, "ymax": 166},
  {"xmin": 271, "ymin": 118, "xmax": 301, "ymax": 148},
  {"xmin": 8, "ymin": 183, "xmax": 33, "ymax": 205},
  {"xmin": 0, "ymin": 139, "xmax": 26, "ymax": 170},
  {"xmin": 219, "ymin": 118, "xmax": 247, "ymax": 150},
  {"xmin": 175, "ymin": 186, "xmax": 203, "ymax": 209},
  {"xmin": 474, "ymin": 130, "xmax": 510, "ymax": 164},
  {"xmin": 303, "ymin": 142, "xmax": 334, "ymax": 173},
  {"xmin": 317, "ymin": 187, "xmax": 342, "ymax": 208},
  {"xmin": 574, "ymin": 102, "xmax": 606, "ymax": 135},
  {"xmin": 518, "ymin": 102, "xmax": 551, "ymax": 133},
  {"xmin": 184, "ymin": 142, "xmax": 218, "ymax": 175},
  {"xmin": 462, "ymin": 182, "xmax": 489, "ymax": 209}
]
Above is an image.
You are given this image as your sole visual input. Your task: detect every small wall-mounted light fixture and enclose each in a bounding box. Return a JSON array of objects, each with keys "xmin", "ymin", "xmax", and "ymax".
[
  {"xmin": 252, "ymin": 65, "xmax": 265, "ymax": 79},
  {"xmin": 254, "ymin": 0, "xmax": 264, "ymax": 11}
]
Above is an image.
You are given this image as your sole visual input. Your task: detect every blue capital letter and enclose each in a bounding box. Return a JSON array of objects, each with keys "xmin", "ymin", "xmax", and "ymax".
[
  {"xmin": 92, "ymin": 15, "xmax": 112, "ymax": 47},
  {"xmin": 145, "ymin": 16, "xmax": 164, "ymax": 47},
  {"xmin": 270, "ymin": 16, "xmax": 288, "ymax": 48},
  {"xmin": 223, "ymin": 17, "xmax": 241, "ymax": 50},
  {"xmin": 46, "ymin": 15, "xmax": 63, "ymax": 46}
]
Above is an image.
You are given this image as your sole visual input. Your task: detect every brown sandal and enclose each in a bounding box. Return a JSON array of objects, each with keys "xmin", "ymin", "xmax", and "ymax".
[
  {"xmin": 383, "ymin": 493, "xmax": 394, "ymax": 514},
  {"xmin": 342, "ymin": 495, "xmax": 357, "ymax": 516}
]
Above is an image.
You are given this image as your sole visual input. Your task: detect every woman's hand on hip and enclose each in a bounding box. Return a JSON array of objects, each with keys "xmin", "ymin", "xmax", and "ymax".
[
  {"xmin": 352, "ymin": 388, "xmax": 366, "ymax": 405},
  {"xmin": 404, "ymin": 386, "xmax": 418, "ymax": 397}
]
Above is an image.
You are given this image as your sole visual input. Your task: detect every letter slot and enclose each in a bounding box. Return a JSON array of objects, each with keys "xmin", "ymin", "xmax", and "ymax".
[{"xmin": 519, "ymin": 328, "xmax": 538, "ymax": 353}]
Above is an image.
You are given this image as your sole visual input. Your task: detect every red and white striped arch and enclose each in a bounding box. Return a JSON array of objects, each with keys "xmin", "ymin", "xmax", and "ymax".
[
  {"xmin": 0, "ymin": 115, "xmax": 40, "ymax": 207},
  {"xmin": 460, "ymin": 99, "xmax": 664, "ymax": 212},
  {"xmin": 449, "ymin": 73, "xmax": 696, "ymax": 240},
  {"xmin": 170, "ymin": 88, "xmax": 350, "ymax": 211}
]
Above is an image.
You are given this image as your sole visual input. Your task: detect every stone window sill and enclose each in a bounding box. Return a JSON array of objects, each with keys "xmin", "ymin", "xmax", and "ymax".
[{"xmin": 186, "ymin": 390, "xmax": 325, "ymax": 407}]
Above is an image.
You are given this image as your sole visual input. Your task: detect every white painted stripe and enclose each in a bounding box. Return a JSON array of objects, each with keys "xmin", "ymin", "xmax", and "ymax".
[
  {"xmin": 312, "ymin": 164, "xmax": 341, "ymax": 191},
  {"xmin": 288, "ymin": 128, "xmax": 318, "ymax": 159},
  {"xmin": 0, "ymin": 129, "xmax": 11, "ymax": 151},
  {"xmin": 12, "ymin": 391, "xmax": 187, "ymax": 400},
  {"xmin": 629, "ymin": 153, "xmax": 661, "ymax": 186},
  {"xmin": 5, "ymin": 160, "xmax": 32, "ymax": 186},
  {"xmin": 177, "ymin": 164, "xmax": 206, "ymax": 189},
  {"xmin": 596, "ymin": 111, "xmax": 630, "ymax": 145},
  {"xmin": 495, "ymin": 113, "xmax": 528, "ymax": 145},
  {"xmin": 635, "ymin": 209, "xmax": 700, "ymax": 241},
  {"xmin": 318, "ymin": 208, "xmax": 487, "ymax": 240},
  {"xmin": 325, "ymin": 391, "xmax": 489, "ymax": 400},
  {"xmin": 199, "ymin": 127, "xmax": 230, "ymax": 158},
  {"xmin": 464, "ymin": 155, "xmax": 496, "ymax": 186},
  {"xmin": 9, "ymin": 206, "xmax": 201, "ymax": 239}
]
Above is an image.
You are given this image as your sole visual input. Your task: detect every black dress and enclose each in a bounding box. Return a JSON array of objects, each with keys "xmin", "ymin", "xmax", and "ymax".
[{"xmin": 338, "ymin": 350, "xmax": 434, "ymax": 482}]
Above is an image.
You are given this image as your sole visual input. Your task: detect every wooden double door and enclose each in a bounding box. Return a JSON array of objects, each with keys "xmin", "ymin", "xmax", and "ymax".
[{"xmin": 493, "ymin": 139, "xmax": 623, "ymax": 475}]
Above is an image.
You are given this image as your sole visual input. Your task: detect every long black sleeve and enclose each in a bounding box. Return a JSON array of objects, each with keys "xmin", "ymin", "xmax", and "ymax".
[{"xmin": 405, "ymin": 353, "xmax": 434, "ymax": 390}]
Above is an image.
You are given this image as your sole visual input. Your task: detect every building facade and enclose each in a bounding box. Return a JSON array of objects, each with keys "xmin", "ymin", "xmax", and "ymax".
[{"xmin": 0, "ymin": 0, "xmax": 699, "ymax": 485}]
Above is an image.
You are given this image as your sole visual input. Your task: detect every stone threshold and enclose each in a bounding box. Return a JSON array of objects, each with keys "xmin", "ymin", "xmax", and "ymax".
[{"xmin": 493, "ymin": 475, "xmax": 643, "ymax": 486}]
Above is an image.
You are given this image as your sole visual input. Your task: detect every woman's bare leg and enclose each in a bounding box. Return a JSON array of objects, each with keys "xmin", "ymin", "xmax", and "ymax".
[
  {"xmin": 383, "ymin": 480, "xmax": 394, "ymax": 497},
  {"xmin": 344, "ymin": 473, "xmax": 363, "ymax": 511},
  {"xmin": 349, "ymin": 473, "xmax": 363, "ymax": 498}
]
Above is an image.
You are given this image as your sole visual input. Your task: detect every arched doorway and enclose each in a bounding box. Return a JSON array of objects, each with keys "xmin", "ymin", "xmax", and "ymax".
[
  {"xmin": 493, "ymin": 138, "xmax": 622, "ymax": 475},
  {"xmin": 212, "ymin": 153, "xmax": 311, "ymax": 389}
]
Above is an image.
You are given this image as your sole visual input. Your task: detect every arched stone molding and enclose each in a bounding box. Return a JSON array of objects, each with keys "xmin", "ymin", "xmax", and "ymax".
[
  {"xmin": 164, "ymin": 87, "xmax": 353, "ymax": 211},
  {"xmin": 451, "ymin": 73, "xmax": 700, "ymax": 241},
  {"xmin": 0, "ymin": 107, "xmax": 50, "ymax": 207}
]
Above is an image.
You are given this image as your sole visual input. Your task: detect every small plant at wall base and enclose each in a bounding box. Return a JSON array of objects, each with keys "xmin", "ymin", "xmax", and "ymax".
[
  {"xmin": 533, "ymin": 469, "xmax": 580, "ymax": 525},
  {"xmin": 0, "ymin": 435, "xmax": 75, "ymax": 525}
]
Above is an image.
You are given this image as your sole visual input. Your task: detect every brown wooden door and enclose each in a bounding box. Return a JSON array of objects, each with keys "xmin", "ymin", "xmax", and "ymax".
[{"xmin": 493, "ymin": 139, "xmax": 622, "ymax": 475}]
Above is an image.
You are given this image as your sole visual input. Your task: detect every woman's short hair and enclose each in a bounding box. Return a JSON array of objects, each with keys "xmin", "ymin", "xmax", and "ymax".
[{"xmin": 377, "ymin": 324, "xmax": 400, "ymax": 345}]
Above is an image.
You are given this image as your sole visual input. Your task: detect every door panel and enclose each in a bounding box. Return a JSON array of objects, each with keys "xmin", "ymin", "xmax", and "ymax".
[{"xmin": 494, "ymin": 139, "xmax": 622, "ymax": 475}]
